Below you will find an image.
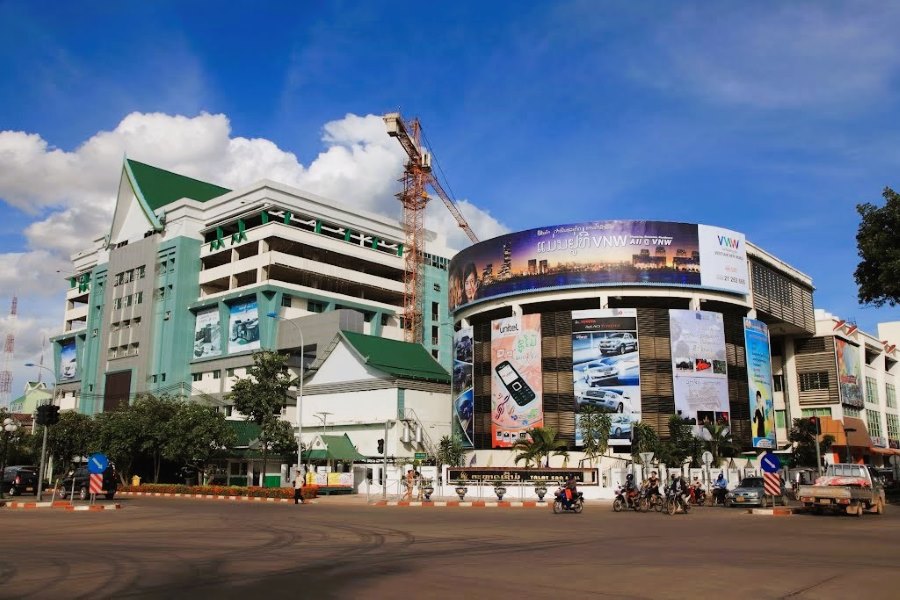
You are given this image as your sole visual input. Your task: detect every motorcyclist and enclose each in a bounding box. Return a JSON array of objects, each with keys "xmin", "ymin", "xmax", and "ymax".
[
  {"xmin": 713, "ymin": 473, "xmax": 728, "ymax": 505},
  {"xmin": 646, "ymin": 471, "xmax": 660, "ymax": 498},
  {"xmin": 624, "ymin": 473, "xmax": 639, "ymax": 507},
  {"xmin": 690, "ymin": 476, "xmax": 705, "ymax": 504},
  {"xmin": 562, "ymin": 473, "xmax": 578, "ymax": 509},
  {"xmin": 669, "ymin": 473, "xmax": 688, "ymax": 510}
]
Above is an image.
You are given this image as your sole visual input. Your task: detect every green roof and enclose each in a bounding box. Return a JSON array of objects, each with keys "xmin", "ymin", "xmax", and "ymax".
[
  {"xmin": 304, "ymin": 434, "xmax": 367, "ymax": 462},
  {"xmin": 227, "ymin": 420, "xmax": 261, "ymax": 447},
  {"xmin": 341, "ymin": 331, "xmax": 450, "ymax": 383},
  {"xmin": 127, "ymin": 159, "xmax": 230, "ymax": 210}
]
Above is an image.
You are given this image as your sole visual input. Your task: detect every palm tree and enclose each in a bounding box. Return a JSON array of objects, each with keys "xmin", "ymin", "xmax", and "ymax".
[
  {"xmin": 702, "ymin": 422, "xmax": 739, "ymax": 467},
  {"xmin": 579, "ymin": 407, "xmax": 612, "ymax": 467},
  {"xmin": 527, "ymin": 426, "xmax": 569, "ymax": 467},
  {"xmin": 512, "ymin": 437, "xmax": 540, "ymax": 468}
]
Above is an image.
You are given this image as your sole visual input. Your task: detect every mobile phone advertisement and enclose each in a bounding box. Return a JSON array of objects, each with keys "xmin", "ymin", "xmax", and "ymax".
[{"xmin": 490, "ymin": 314, "xmax": 543, "ymax": 448}]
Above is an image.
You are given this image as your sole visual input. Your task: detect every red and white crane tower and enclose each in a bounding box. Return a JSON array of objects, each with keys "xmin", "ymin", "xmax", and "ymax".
[{"xmin": 0, "ymin": 296, "xmax": 18, "ymax": 408}]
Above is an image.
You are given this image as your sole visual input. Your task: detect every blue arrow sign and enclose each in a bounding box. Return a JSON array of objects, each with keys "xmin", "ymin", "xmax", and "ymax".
[
  {"xmin": 760, "ymin": 452, "xmax": 781, "ymax": 474},
  {"xmin": 88, "ymin": 453, "xmax": 109, "ymax": 475}
]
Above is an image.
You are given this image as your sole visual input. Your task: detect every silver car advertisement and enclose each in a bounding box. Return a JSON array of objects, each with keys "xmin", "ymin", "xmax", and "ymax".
[
  {"xmin": 572, "ymin": 309, "xmax": 640, "ymax": 447},
  {"xmin": 452, "ymin": 326, "xmax": 475, "ymax": 448}
]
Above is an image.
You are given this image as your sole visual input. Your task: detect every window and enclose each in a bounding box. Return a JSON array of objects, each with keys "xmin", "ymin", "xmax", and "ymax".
[
  {"xmin": 801, "ymin": 407, "xmax": 832, "ymax": 418},
  {"xmin": 844, "ymin": 406, "xmax": 862, "ymax": 418},
  {"xmin": 114, "ymin": 297, "xmax": 122, "ymax": 310},
  {"xmin": 226, "ymin": 368, "xmax": 235, "ymax": 377},
  {"xmin": 773, "ymin": 374, "xmax": 784, "ymax": 392},
  {"xmin": 431, "ymin": 349, "xmax": 439, "ymax": 359},
  {"xmin": 137, "ymin": 265, "xmax": 146, "ymax": 279},
  {"xmin": 156, "ymin": 287, "xmax": 165, "ymax": 300},
  {"xmin": 431, "ymin": 301, "xmax": 439, "ymax": 321},
  {"xmin": 282, "ymin": 294, "xmax": 292, "ymax": 307},
  {"xmin": 866, "ymin": 410, "xmax": 883, "ymax": 438},
  {"xmin": 381, "ymin": 314, "xmax": 389, "ymax": 327},
  {"xmin": 213, "ymin": 370, "xmax": 221, "ymax": 379},
  {"xmin": 432, "ymin": 325, "xmax": 439, "ymax": 346},
  {"xmin": 308, "ymin": 300, "xmax": 325, "ymax": 313},
  {"xmin": 133, "ymin": 316, "xmax": 141, "ymax": 325},
  {"xmin": 151, "ymin": 374, "xmax": 158, "ymax": 383},
  {"xmin": 865, "ymin": 376, "xmax": 879, "ymax": 405},
  {"xmin": 433, "ymin": 283, "xmax": 441, "ymax": 292},
  {"xmin": 160, "ymin": 372, "xmax": 165, "ymax": 382},
  {"xmin": 775, "ymin": 410, "xmax": 786, "ymax": 428},
  {"xmin": 887, "ymin": 384, "xmax": 896, "ymax": 409},
  {"xmin": 887, "ymin": 414, "xmax": 899, "ymax": 440},
  {"xmin": 123, "ymin": 270, "xmax": 133, "ymax": 283},
  {"xmin": 92, "ymin": 328, "xmax": 98, "ymax": 338},
  {"xmin": 799, "ymin": 371, "xmax": 829, "ymax": 391},
  {"xmin": 192, "ymin": 373, "xmax": 202, "ymax": 382},
  {"xmin": 125, "ymin": 294, "xmax": 133, "ymax": 307},
  {"xmin": 135, "ymin": 291, "xmax": 143, "ymax": 304},
  {"xmin": 113, "ymin": 273, "xmax": 123, "ymax": 286}
]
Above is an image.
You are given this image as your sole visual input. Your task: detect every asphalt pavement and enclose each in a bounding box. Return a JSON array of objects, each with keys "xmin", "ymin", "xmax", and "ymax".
[{"xmin": 2, "ymin": 496, "xmax": 897, "ymax": 599}]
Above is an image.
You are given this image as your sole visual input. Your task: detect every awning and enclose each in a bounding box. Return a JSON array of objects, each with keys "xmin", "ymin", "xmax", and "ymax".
[
  {"xmin": 818, "ymin": 416, "xmax": 872, "ymax": 448},
  {"xmin": 871, "ymin": 447, "xmax": 900, "ymax": 456}
]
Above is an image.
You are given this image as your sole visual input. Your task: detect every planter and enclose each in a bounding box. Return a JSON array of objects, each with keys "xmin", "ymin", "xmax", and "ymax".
[
  {"xmin": 494, "ymin": 486, "xmax": 507, "ymax": 501},
  {"xmin": 534, "ymin": 484, "xmax": 548, "ymax": 501},
  {"xmin": 454, "ymin": 486, "xmax": 468, "ymax": 501},
  {"xmin": 423, "ymin": 484, "xmax": 434, "ymax": 501}
]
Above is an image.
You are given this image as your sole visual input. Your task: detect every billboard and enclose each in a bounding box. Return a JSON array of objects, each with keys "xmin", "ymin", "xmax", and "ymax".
[
  {"xmin": 59, "ymin": 340, "xmax": 77, "ymax": 381},
  {"xmin": 227, "ymin": 298, "xmax": 260, "ymax": 354},
  {"xmin": 669, "ymin": 310, "xmax": 729, "ymax": 434},
  {"xmin": 835, "ymin": 338, "xmax": 863, "ymax": 408},
  {"xmin": 449, "ymin": 220, "xmax": 748, "ymax": 312},
  {"xmin": 572, "ymin": 309, "xmax": 640, "ymax": 447},
  {"xmin": 490, "ymin": 314, "xmax": 543, "ymax": 448},
  {"xmin": 743, "ymin": 318, "xmax": 775, "ymax": 449},
  {"xmin": 452, "ymin": 326, "xmax": 475, "ymax": 448},
  {"xmin": 193, "ymin": 306, "xmax": 222, "ymax": 359}
]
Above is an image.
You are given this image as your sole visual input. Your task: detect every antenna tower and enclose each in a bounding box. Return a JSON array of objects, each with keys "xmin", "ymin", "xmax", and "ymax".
[{"xmin": 0, "ymin": 296, "xmax": 17, "ymax": 408}]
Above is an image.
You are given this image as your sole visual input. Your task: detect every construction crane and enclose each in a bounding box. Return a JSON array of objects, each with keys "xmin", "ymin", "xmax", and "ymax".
[{"xmin": 384, "ymin": 112, "xmax": 478, "ymax": 344}]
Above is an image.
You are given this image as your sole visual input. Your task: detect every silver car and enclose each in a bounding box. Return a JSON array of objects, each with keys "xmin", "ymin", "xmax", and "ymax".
[
  {"xmin": 576, "ymin": 388, "xmax": 632, "ymax": 413},
  {"xmin": 597, "ymin": 332, "xmax": 638, "ymax": 355},
  {"xmin": 581, "ymin": 359, "xmax": 618, "ymax": 385}
]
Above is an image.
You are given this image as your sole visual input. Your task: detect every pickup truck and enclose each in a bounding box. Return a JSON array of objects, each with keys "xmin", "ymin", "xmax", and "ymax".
[{"xmin": 798, "ymin": 463, "xmax": 886, "ymax": 517}]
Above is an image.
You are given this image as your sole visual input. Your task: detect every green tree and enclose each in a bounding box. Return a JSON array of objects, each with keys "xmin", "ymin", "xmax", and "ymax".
[
  {"xmin": 131, "ymin": 393, "xmax": 182, "ymax": 483},
  {"xmin": 512, "ymin": 427, "xmax": 568, "ymax": 468},
  {"xmin": 228, "ymin": 351, "xmax": 297, "ymax": 486},
  {"xmin": 260, "ymin": 416, "xmax": 298, "ymax": 467},
  {"xmin": 788, "ymin": 418, "xmax": 834, "ymax": 468},
  {"xmin": 658, "ymin": 416, "xmax": 701, "ymax": 467},
  {"xmin": 630, "ymin": 421, "xmax": 659, "ymax": 462},
  {"xmin": 702, "ymin": 422, "xmax": 738, "ymax": 467},
  {"xmin": 436, "ymin": 434, "xmax": 467, "ymax": 468},
  {"xmin": 0, "ymin": 410, "xmax": 34, "ymax": 468},
  {"xmin": 163, "ymin": 402, "xmax": 236, "ymax": 485},
  {"xmin": 93, "ymin": 408, "xmax": 140, "ymax": 484},
  {"xmin": 578, "ymin": 407, "xmax": 612, "ymax": 467},
  {"xmin": 855, "ymin": 187, "xmax": 900, "ymax": 307},
  {"xmin": 42, "ymin": 410, "xmax": 94, "ymax": 474}
]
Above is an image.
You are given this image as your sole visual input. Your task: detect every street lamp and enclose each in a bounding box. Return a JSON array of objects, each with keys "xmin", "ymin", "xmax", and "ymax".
[
  {"xmin": 25, "ymin": 362, "xmax": 56, "ymax": 499},
  {"xmin": 266, "ymin": 312, "xmax": 304, "ymax": 478},
  {"xmin": 314, "ymin": 412, "xmax": 332, "ymax": 432},
  {"xmin": 0, "ymin": 418, "xmax": 19, "ymax": 499},
  {"xmin": 843, "ymin": 427, "xmax": 857, "ymax": 464}
]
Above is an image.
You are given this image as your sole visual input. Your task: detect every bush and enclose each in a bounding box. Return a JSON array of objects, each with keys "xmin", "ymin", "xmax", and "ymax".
[{"xmin": 121, "ymin": 483, "xmax": 317, "ymax": 499}]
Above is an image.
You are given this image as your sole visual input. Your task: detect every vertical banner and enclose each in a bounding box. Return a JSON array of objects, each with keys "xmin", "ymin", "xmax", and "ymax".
[
  {"xmin": 228, "ymin": 299, "xmax": 260, "ymax": 354},
  {"xmin": 669, "ymin": 310, "xmax": 729, "ymax": 435},
  {"xmin": 490, "ymin": 314, "xmax": 543, "ymax": 448},
  {"xmin": 193, "ymin": 306, "xmax": 222, "ymax": 358},
  {"xmin": 835, "ymin": 338, "xmax": 863, "ymax": 408},
  {"xmin": 743, "ymin": 318, "xmax": 775, "ymax": 449},
  {"xmin": 572, "ymin": 309, "xmax": 640, "ymax": 446},
  {"xmin": 59, "ymin": 340, "xmax": 77, "ymax": 381},
  {"xmin": 452, "ymin": 327, "xmax": 475, "ymax": 448}
]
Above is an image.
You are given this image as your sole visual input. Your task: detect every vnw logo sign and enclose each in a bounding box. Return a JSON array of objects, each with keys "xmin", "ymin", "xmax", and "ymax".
[{"xmin": 717, "ymin": 235, "xmax": 741, "ymax": 250}]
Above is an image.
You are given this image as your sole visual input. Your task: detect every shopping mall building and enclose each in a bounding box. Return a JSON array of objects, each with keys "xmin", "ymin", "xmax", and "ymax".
[{"xmin": 448, "ymin": 221, "xmax": 900, "ymax": 468}]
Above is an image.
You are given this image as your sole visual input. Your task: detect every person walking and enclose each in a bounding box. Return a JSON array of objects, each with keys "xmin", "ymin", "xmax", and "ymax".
[
  {"xmin": 402, "ymin": 469, "xmax": 415, "ymax": 501},
  {"xmin": 294, "ymin": 470, "xmax": 305, "ymax": 505}
]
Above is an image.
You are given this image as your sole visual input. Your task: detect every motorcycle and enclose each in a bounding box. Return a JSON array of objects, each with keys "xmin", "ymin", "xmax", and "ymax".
[
  {"xmin": 665, "ymin": 487, "xmax": 691, "ymax": 515},
  {"xmin": 639, "ymin": 486, "xmax": 665, "ymax": 512},
  {"xmin": 553, "ymin": 486, "xmax": 584, "ymax": 514},
  {"xmin": 687, "ymin": 486, "xmax": 707, "ymax": 507},
  {"xmin": 613, "ymin": 485, "xmax": 641, "ymax": 512}
]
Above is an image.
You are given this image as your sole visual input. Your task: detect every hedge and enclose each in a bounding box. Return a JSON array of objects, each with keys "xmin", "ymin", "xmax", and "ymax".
[{"xmin": 120, "ymin": 483, "xmax": 318, "ymax": 499}]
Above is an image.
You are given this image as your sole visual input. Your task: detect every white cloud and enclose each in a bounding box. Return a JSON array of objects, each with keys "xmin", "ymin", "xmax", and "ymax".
[{"xmin": 0, "ymin": 110, "xmax": 508, "ymax": 397}]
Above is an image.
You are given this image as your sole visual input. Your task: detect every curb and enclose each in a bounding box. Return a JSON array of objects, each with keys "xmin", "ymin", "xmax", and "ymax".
[
  {"xmin": 65, "ymin": 504, "xmax": 122, "ymax": 511},
  {"xmin": 117, "ymin": 491, "xmax": 313, "ymax": 504},
  {"xmin": 373, "ymin": 500, "xmax": 548, "ymax": 508},
  {"xmin": 747, "ymin": 507, "xmax": 793, "ymax": 516},
  {"xmin": 4, "ymin": 501, "xmax": 121, "ymax": 511}
]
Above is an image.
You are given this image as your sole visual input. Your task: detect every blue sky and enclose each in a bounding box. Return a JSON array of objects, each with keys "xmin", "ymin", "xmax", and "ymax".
[{"xmin": 1, "ymin": 1, "xmax": 900, "ymax": 393}]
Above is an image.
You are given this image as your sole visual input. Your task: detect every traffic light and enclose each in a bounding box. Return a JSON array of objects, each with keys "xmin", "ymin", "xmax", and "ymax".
[
  {"xmin": 809, "ymin": 416, "xmax": 819, "ymax": 428},
  {"xmin": 46, "ymin": 405, "xmax": 60, "ymax": 425},
  {"xmin": 35, "ymin": 404, "xmax": 49, "ymax": 426},
  {"xmin": 377, "ymin": 439, "xmax": 384, "ymax": 454}
]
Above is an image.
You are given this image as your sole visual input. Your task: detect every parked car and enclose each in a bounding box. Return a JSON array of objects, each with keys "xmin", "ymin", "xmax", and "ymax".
[
  {"xmin": 58, "ymin": 466, "xmax": 118, "ymax": 500},
  {"xmin": 725, "ymin": 476, "xmax": 786, "ymax": 508},
  {"xmin": 597, "ymin": 332, "xmax": 638, "ymax": 355},
  {"xmin": 2, "ymin": 465, "xmax": 38, "ymax": 496},
  {"xmin": 610, "ymin": 414, "xmax": 633, "ymax": 439},
  {"xmin": 576, "ymin": 388, "xmax": 633, "ymax": 413}
]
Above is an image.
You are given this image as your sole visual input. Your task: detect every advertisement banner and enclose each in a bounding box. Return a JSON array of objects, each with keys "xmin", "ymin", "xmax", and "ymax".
[
  {"xmin": 227, "ymin": 298, "xmax": 260, "ymax": 354},
  {"xmin": 490, "ymin": 314, "xmax": 543, "ymax": 448},
  {"xmin": 669, "ymin": 310, "xmax": 729, "ymax": 434},
  {"xmin": 59, "ymin": 340, "xmax": 77, "ymax": 381},
  {"xmin": 572, "ymin": 309, "xmax": 640, "ymax": 447},
  {"xmin": 448, "ymin": 220, "xmax": 748, "ymax": 311},
  {"xmin": 193, "ymin": 306, "xmax": 222, "ymax": 359},
  {"xmin": 835, "ymin": 338, "xmax": 863, "ymax": 408},
  {"xmin": 743, "ymin": 318, "xmax": 775, "ymax": 449},
  {"xmin": 452, "ymin": 327, "xmax": 475, "ymax": 448}
]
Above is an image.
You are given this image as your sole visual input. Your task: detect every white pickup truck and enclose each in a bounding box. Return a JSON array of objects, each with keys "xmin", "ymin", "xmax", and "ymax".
[{"xmin": 798, "ymin": 463, "xmax": 886, "ymax": 517}]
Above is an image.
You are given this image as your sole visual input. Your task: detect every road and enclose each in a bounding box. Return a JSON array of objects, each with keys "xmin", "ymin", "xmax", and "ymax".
[{"xmin": 2, "ymin": 497, "xmax": 898, "ymax": 599}]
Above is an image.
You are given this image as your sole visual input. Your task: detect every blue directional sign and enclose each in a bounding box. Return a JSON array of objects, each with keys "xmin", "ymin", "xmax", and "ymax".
[
  {"xmin": 88, "ymin": 453, "xmax": 109, "ymax": 475},
  {"xmin": 760, "ymin": 452, "xmax": 781, "ymax": 474}
]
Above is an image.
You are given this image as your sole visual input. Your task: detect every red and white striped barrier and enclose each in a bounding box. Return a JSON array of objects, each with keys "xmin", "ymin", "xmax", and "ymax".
[
  {"xmin": 374, "ymin": 500, "xmax": 548, "ymax": 508},
  {"xmin": 117, "ymin": 491, "xmax": 302, "ymax": 504}
]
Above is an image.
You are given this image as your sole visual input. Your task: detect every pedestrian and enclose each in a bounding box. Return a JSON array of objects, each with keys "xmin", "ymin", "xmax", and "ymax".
[
  {"xmin": 294, "ymin": 471, "xmax": 305, "ymax": 505},
  {"xmin": 402, "ymin": 469, "xmax": 414, "ymax": 501},
  {"xmin": 415, "ymin": 471, "xmax": 424, "ymax": 501}
]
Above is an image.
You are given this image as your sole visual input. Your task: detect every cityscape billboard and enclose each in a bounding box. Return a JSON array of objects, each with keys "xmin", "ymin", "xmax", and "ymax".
[
  {"xmin": 490, "ymin": 314, "xmax": 543, "ymax": 448},
  {"xmin": 669, "ymin": 310, "xmax": 729, "ymax": 435},
  {"xmin": 835, "ymin": 338, "xmax": 863, "ymax": 408},
  {"xmin": 59, "ymin": 340, "xmax": 77, "ymax": 381},
  {"xmin": 572, "ymin": 309, "xmax": 641, "ymax": 447},
  {"xmin": 227, "ymin": 298, "xmax": 260, "ymax": 354},
  {"xmin": 193, "ymin": 306, "xmax": 222, "ymax": 359},
  {"xmin": 449, "ymin": 220, "xmax": 747, "ymax": 312},
  {"xmin": 452, "ymin": 326, "xmax": 475, "ymax": 448},
  {"xmin": 743, "ymin": 318, "xmax": 775, "ymax": 449}
]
